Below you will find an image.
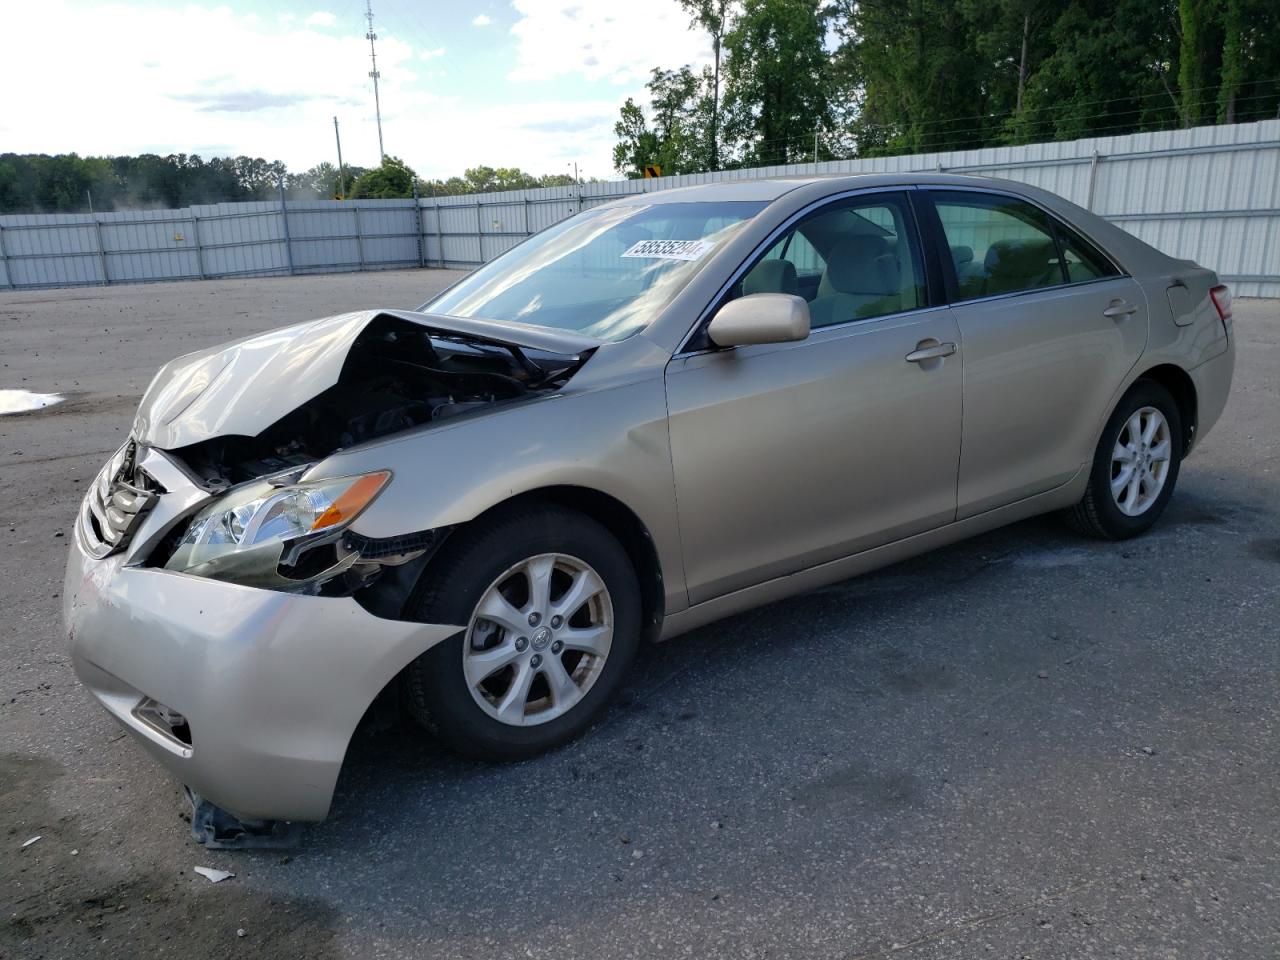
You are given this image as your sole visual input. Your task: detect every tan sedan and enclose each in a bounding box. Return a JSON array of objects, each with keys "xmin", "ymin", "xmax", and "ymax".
[{"xmin": 64, "ymin": 174, "xmax": 1234, "ymax": 840}]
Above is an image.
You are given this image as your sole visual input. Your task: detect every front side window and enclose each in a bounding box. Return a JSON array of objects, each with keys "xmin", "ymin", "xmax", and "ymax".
[
  {"xmin": 932, "ymin": 191, "xmax": 1063, "ymax": 300},
  {"xmin": 727, "ymin": 192, "xmax": 926, "ymax": 329},
  {"xmin": 422, "ymin": 200, "xmax": 766, "ymax": 342}
]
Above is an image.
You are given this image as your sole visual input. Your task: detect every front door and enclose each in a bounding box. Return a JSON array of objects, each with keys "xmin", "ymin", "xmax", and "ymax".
[{"xmin": 665, "ymin": 191, "xmax": 963, "ymax": 605}]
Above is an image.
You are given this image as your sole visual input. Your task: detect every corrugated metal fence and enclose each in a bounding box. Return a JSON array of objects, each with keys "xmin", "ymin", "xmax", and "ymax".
[{"xmin": 2, "ymin": 118, "xmax": 1277, "ymax": 296}]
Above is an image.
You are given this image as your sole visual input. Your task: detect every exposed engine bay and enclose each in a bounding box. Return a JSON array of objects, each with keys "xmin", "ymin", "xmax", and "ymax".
[
  {"xmin": 143, "ymin": 313, "xmax": 592, "ymax": 598},
  {"xmin": 171, "ymin": 313, "xmax": 589, "ymax": 489}
]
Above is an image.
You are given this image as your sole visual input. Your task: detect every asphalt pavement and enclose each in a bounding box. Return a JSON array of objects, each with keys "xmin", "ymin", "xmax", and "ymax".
[{"xmin": 2, "ymin": 270, "xmax": 1277, "ymax": 959}]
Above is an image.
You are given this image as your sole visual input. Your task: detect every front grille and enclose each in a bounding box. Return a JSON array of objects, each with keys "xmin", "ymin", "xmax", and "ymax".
[{"xmin": 79, "ymin": 441, "xmax": 161, "ymax": 559}]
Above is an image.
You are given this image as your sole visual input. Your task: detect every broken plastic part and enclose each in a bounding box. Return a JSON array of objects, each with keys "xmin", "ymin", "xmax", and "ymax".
[
  {"xmin": 193, "ymin": 866, "xmax": 235, "ymax": 883},
  {"xmin": 186, "ymin": 787, "xmax": 302, "ymax": 850}
]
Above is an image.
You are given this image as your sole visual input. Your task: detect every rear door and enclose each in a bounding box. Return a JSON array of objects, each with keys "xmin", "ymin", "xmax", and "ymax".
[{"xmin": 923, "ymin": 189, "xmax": 1149, "ymax": 518}]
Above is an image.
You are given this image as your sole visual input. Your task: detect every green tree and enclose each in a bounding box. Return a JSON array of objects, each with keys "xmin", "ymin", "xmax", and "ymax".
[
  {"xmin": 612, "ymin": 67, "xmax": 711, "ymax": 176},
  {"xmin": 955, "ymin": 0, "xmax": 1059, "ymax": 137},
  {"xmin": 0, "ymin": 160, "xmax": 17, "ymax": 210},
  {"xmin": 537, "ymin": 173, "xmax": 577, "ymax": 187},
  {"xmin": 650, "ymin": 66, "xmax": 709, "ymax": 171},
  {"xmin": 289, "ymin": 162, "xmax": 342, "ymax": 199},
  {"xmin": 722, "ymin": 0, "xmax": 831, "ymax": 165},
  {"xmin": 679, "ymin": 0, "xmax": 732, "ymax": 170},
  {"xmin": 349, "ymin": 156, "xmax": 418, "ymax": 199},
  {"xmin": 1008, "ymin": 0, "xmax": 1182, "ymax": 143},
  {"xmin": 1216, "ymin": 0, "xmax": 1280, "ymax": 123},
  {"xmin": 1178, "ymin": 0, "xmax": 1224, "ymax": 126},
  {"xmin": 832, "ymin": 0, "xmax": 990, "ymax": 155},
  {"xmin": 612, "ymin": 97, "xmax": 662, "ymax": 176}
]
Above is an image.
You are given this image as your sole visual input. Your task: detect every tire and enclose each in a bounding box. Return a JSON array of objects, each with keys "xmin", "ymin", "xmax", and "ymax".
[
  {"xmin": 401, "ymin": 504, "xmax": 641, "ymax": 761},
  {"xmin": 1065, "ymin": 379, "xmax": 1183, "ymax": 540}
]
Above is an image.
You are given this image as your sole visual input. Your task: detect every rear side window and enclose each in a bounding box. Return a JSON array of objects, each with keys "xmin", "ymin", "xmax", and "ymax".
[
  {"xmin": 931, "ymin": 192, "xmax": 1062, "ymax": 301},
  {"xmin": 1057, "ymin": 224, "xmax": 1120, "ymax": 283}
]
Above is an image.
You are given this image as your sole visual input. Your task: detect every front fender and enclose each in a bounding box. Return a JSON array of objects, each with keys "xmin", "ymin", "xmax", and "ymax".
[{"xmin": 310, "ymin": 377, "xmax": 688, "ymax": 616}]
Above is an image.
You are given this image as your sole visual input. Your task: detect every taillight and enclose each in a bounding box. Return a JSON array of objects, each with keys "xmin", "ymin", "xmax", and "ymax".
[{"xmin": 1209, "ymin": 284, "xmax": 1232, "ymax": 330}]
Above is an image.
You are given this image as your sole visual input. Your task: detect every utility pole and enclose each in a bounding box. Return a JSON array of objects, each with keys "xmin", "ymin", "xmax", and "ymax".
[
  {"xmin": 333, "ymin": 116, "xmax": 347, "ymax": 199},
  {"xmin": 365, "ymin": 0, "xmax": 385, "ymax": 162}
]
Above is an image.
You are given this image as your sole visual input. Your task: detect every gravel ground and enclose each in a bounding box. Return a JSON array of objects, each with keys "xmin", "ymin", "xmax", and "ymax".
[{"xmin": 1, "ymin": 270, "xmax": 1277, "ymax": 960}]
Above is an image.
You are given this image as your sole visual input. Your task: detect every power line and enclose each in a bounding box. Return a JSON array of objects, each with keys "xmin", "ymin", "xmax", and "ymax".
[
  {"xmin": 702, "ymin": 77, "xmax": 1280, "ymax": 155},
  {"xmin": 723, "ymin": 87, "xmax": 1280, "ymax": 161},
  {"xmin": 910, "ymin": 90, "xmax": 1280, "ymax": 152},
  {"xmin": 851, "ymin": 76, "xmax": 1280, "ymax": 136}
]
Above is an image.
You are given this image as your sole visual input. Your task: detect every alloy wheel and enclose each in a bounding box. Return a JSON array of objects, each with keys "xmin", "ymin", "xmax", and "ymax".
[
  {"xmin": 463, "ymin": 553, "xmax": 614, "ymax": 726},
  {"xmin": 1110, "ymin": 405, "xmax": 1172, "ymax": 517}
]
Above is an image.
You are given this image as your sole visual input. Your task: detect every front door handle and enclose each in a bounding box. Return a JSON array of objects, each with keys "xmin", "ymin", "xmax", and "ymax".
[
  {"xmin": 905, "ymin": 341, "xmax": 957, "ymax": 363},
  {"xmin": 1103, "ymin": 300, "xmax": 1138, "ymax": 319}
]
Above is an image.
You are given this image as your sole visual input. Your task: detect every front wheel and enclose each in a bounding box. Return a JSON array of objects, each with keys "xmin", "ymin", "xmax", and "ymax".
[
  {"xmin": 401, "ymin": 505, "xmax": 641, "ymax": 761},
  {"xmin": 1065, "ymin": 380, "xmax": 1183, "ymax": 540}
]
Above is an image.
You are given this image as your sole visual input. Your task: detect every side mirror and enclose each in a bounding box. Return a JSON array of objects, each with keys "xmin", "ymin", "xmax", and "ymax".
[{"xmin": 706, "ymin": 294, "xmax": 810, "ymax": 348}]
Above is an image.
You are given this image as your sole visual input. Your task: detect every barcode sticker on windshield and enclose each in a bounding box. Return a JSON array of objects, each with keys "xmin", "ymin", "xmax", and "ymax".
[{"xmin": 621, "ymin": 239, "xmax": 715, "ymax": 261}]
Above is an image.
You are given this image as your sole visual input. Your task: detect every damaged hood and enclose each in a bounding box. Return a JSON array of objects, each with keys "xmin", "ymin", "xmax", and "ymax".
[{"xmin": 132, "ymin": 309, "xmax": 601, "ymax": 450}]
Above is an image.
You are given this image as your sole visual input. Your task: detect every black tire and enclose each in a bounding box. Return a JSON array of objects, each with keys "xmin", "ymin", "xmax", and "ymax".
[
  {"xmin": 400, "ymin": 504, "xmax": 641, "ymax": 761},
  {"xmin": 1065, "ymin": 379, "xmax": 1183, "ymax": 540}
]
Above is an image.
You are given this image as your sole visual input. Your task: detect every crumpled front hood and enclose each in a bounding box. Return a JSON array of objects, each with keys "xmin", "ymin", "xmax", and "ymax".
[{"xmin": 132, "ymin": 309, "xmax": 601, "ymax": 450}]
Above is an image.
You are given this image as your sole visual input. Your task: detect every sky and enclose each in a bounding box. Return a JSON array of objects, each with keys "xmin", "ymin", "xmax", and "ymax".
[{"xmin": 0, "ymin": 0, "xmax": 714, "ymax": 180}]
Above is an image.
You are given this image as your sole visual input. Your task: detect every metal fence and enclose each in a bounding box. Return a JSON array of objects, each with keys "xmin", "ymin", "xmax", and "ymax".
[{"xmin": 2, "ymin": 118, "xmax": 1277, "ymax": 297}]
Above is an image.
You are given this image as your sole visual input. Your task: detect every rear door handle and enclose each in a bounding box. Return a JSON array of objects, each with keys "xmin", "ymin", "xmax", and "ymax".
[
  {"xmin": 1103, "ymin": 300, "xmax": 1138, "ymax": 319},
  {"xmin": 905, "ymin": 341, "xmax": 957, "ymax": 363}
]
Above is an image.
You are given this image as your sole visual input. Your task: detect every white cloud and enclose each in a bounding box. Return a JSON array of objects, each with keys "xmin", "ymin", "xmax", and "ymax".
[
  {"xmin": 471, "ymin": 14, "xmax": 491, "ymax": 26},
  {"xmin": 0, "ymin": 2, "xmax": 422, "ymax": 170},
  {"xmin": 305, "ymin": 11, "xmax": 336, "ymax": 27},
  {"xmin": 508, "ymin": 0, "xmax": 711, "ymax": 85},
  {"xmin": 417, "ymin": 97, "xmax": 622, "ymax": 180},
  {"xmin": 419, "ymin": 46, "xmax": 446, "ymax": 59},
  {"xmin": 0, "ymin": 1, "xmax": 635, "ymax": 182}
]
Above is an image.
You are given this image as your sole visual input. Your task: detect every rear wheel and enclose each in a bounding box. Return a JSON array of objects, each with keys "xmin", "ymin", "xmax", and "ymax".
[
  {"xmin": 401, "ymin": 505, "xmax": 641, "ymax": 760},
  {"xmin": 1065, "ymin": 380, "xmax": 1183, "ymax": 539}
]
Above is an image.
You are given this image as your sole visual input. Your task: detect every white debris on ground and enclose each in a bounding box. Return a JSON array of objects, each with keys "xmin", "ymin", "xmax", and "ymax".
[
  {"xmin": 22, "ymin": 835, "xmax": 42, "ymax": 848},
  {"xmin": 0, "ymin": 389, "xmax": 65, "ymax": 415},
  {"xmin": 193, "ymin": 866, "xmax": 235, "ymax": 884}
]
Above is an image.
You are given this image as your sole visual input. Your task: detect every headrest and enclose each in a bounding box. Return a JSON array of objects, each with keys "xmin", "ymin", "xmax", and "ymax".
[
  {"xmin": 742, "ymin": 258, "xmax": 799, "ymax": 297},
  {"xmin": 984, "ymin": 238, "xmax": 1055, "ymax": 278},
  {"xmin": 822, "ymin": 235, "xmax": 899, "ymax": 295},
  {"xmin": 950, "ymin": 245, "xmax": 973, "ymax": 265}
]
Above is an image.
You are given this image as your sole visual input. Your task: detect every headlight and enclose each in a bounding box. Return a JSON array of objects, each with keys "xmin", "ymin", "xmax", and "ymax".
[{"xmin": 165, "ymin": 470, "xmax": 390, "ymax": 585}]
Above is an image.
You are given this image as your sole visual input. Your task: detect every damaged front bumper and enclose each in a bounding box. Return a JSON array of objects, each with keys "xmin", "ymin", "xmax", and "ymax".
[{"xmin": 64, "ymin": 508, "xmax": 460, "ymax": 824}]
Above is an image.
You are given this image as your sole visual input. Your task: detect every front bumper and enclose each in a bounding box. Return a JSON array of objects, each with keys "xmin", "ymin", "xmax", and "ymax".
[{"xmin": 64, "ymin": 523, "xmax": 460, "ymax": 823}]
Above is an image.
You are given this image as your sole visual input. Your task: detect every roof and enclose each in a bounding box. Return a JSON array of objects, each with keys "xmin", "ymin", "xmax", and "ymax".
[{"xmin": 607, "ymin": 171, "xmax": 1033, "ymax": 205}]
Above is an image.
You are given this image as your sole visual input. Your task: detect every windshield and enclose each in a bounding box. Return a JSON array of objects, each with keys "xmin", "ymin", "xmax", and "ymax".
[{"xmin": 420, "ymin": 200, "xmax": 767, "ymax": 342}]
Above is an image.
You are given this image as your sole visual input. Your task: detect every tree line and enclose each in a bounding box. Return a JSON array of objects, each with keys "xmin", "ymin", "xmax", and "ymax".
[
  {"xmin": 613, "ymin": 0, "xmax": 1280, "ymax": 176},
  {"xmin": 0, "ymin": 153, "xmax": 591, "ymax": 214},
  {"xmin": 6, "ymin": 1, "xmax": 1276, "ymax": 211}
]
